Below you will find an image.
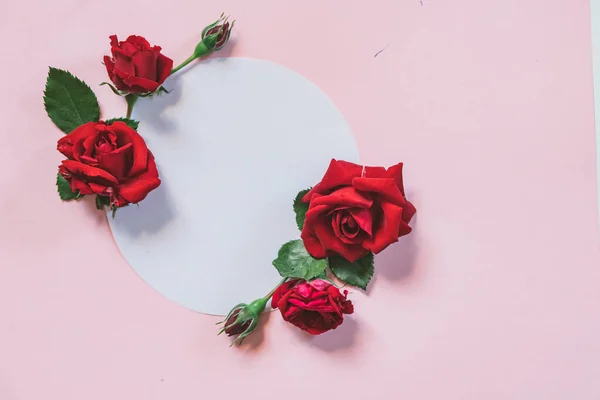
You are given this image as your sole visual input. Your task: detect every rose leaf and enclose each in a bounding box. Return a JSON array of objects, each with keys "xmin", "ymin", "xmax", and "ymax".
[
  {"xmin": 272, "ymin": 239, "xmax": 327, "ymax": 280},
  {"xmin": 329, "ymin": 252, "xmax": 374, "ymax": 290},
  {"xmin": 44, "ymin": 67, "xmax": 101, "ymax": 134},
  {"xmin": 293, "ymin": 188, "xmax": 311, "ymax": 231},
  {"xmin": 56, "ymin": 173, "xmax": 81, "ymax": 201}
]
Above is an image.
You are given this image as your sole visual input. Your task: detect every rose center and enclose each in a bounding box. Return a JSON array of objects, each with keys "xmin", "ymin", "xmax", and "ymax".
[
  {"xmin": 331, "ymin": 211, "xmax": 360, "ymax": 239},
  {"xmin": 95, "ymin": 133, "xmax": 118, "ymax": 155}
]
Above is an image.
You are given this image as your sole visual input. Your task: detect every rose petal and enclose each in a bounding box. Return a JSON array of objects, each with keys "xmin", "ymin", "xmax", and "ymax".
[
  {"xmin": 383, "ymin": 162, "xmax": 406, "ymax": 195},
  {"xmin": 302, "ymin": 159, "xmax": 363, "ymax": 202},
  {"xmin": 310, "ymin": 279, "xmax": 331, "ymax": 291},
  {"xmin": 98, "ymin": 143, "xmax": 132, "ymax": 180},
  {"xmin": 57, "ymin": 122, "xmax": 97, "ymax": 159},
  {"xmin": 295, "ymin": 282, "xmax": 314, "ymax": 298},
  {"xmin": 112, "ymin": 49, "xmax": 135, "ymax": 77},
  {"xmin": 352, "ymin": 176, "xmax": 408, "ymax": 206},
  {"xmin": 61, "ymin": 160, "xmax": 119, "ymax": 186},
  {"xmin": 122, "ymin": 75, "xmax": 160, "ymax": 93},
  {"xmin": 155, "ymin": 53, "xmax": 174, "ymax": 86},
  {"xmin": 271, "ymin": 279, "xmax": 299, "ymax": 309},
  {"xmin": 68, "ymin": 176, "xmax": 94, "ymax": 195},
  {"xmin": 309, "ymin": 186, "xmax": 373, "ymax": 209},
  {"xmin": 349, "ymin": 207, "xmax": 373, "ymax": 236},
  {"xmin": 362, "ymin": 201, "xmax": 411, "ymax": 254},
  {"xmin": 300, "ymin": 233, "xmax": 327, "ymax": 259},
  {"xmin": 117, "ymin": 153, "xmax": 161, "ymax": 204},
  {"xmin": 125, "ymin": 35, "xmax": 152, "ymax": 50},
  {"xmin": 132, "ymin": 50, "xmax": 159, "ymax": 81},
  {"xmin": 111, "ymin": 121, "xmax": 148, "ymax": 177}
]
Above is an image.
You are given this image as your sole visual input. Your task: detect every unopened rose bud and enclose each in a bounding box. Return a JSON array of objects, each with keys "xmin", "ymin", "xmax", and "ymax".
[
  {"xmin": 170, "ymin": 14, "xmax": 235, "ymax": 76},
  {"xmin": 194, "ymin": 14, "xmax": 234, "ymax": 57},
  {"xmin": 217, "ymin": 297, "xmax": 266, "ymax": 346},
  {"xmin": 202, "ymin": 15, "xmax": 234, "ymax": 51}
]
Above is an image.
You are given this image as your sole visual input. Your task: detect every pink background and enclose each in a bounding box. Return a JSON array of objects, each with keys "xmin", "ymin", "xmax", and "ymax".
[{"xmin": 1, "ymin": 0, "xmax": 599, "ymax": 399}]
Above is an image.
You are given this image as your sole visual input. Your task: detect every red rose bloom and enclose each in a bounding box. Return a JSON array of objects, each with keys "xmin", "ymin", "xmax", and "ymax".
[
  {"xmin": 103, "ymin": 35, "xmax": 173, "ymax": 94},
  {"xmin": 301, "ymin": 159, "xmax": 416, "ymax": 262},
  {"xmin": 271, "ymin": 279, "xmax": 354, "ymax": 335},
  {"xmin": 57, "ymin": 121, "xmax": 160, "ymax": 207}
]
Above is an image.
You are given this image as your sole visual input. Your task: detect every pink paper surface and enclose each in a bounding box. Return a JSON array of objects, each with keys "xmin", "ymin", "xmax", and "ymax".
[{"xmin": 1, "ymin": 0, "xmax": 599, "ymax": 399}]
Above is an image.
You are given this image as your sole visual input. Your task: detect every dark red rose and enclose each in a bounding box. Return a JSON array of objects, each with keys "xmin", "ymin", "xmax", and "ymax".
[
  {"xmin": 57, "ymin": 121, "xmax": 160, "ymax": 207},
  {"xmin": 271, "ymin": 279, "xmax": 354, "ymax": 335},
  {"xmin": 103, "ymin": 35, "xmax": 173, "ymax": 94},
  {"xmin": 301, "ymin": 159, "xmax": 416, "ymax": 263}
]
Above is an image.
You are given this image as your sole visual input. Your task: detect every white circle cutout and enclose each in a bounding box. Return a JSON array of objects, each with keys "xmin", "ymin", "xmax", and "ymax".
[{"xmin": 107, "ymin": 58, "xmax": 359, "ymax": 315}]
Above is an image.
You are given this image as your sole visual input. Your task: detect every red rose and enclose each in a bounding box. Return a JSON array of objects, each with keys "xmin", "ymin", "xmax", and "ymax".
[
  {"xmin": 271, "ymin": 279, "xmax": 354, "ymax": 335},
  {"xmin": 103, "ymin": 35, "xmax": 173, "ymax": 94},
  {"xmin": 57, "ymin": 121, "xmax": 160, "ymax": 207},
  {"xmin": 301, "ymin": 159, "xmax": 416, "ymax": 262}
]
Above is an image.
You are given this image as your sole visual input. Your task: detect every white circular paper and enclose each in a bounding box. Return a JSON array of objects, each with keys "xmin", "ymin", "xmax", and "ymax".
[{"xmin": 107, "ymin": 58, "xmax": 359, "ymax": 315}]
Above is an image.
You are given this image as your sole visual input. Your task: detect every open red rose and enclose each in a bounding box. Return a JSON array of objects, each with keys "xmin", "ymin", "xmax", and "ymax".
[
  {"xmin": 103, "ymin": 35, "xmax": 173, "ymax": 94},
  {"xmin": 57, "ymin": 121, "xmax": 160, "ymax": 207},
  {"xmin": 271, "ymin": 279, "xmax": 354, "ymax": 335},
  {"xmin": 301, "ymin": 159, "xmax": 416, "ymax": 262}
]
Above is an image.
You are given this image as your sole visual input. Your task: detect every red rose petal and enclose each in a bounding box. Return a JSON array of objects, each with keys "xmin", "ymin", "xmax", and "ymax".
[
  {"xmin": 123, "ymin": 75, "xmax": 160, "ymax": 93},
  {"xmin": 155, "ymin": 53, "xmax": 174, "ymax": 86},
  {"xmin": 362, "ymin": 201, "xmax": 410, "ymax": 254},
  {"xmin": 309, "ymin": 186, "xmax": 373, "ymax": 209},
  {"xmin": 111, "ymin": 121, "xmax": 148, "ymax": 177},
  {"xmin": 98, "ymin": 142, "xmax": 132, "ymax": 181},
  {"xmin": 61, "ymin": 160, "xmax": 119, "ymax": 186},
  {"xmin": 117, "ymin": 153, "xmax": 161, "ymax": 204},
  {"xmin": 271, "ymin": 280, "xmax": 299, "ymax": 309},
  {"xmin": 348, "ymin": 207, "xmax": 373, "ymax": 236},
  {"xmin": 132, "ymin": 50, "xmax": 159, "ymax": 81},
  {"xmin": 302, "ymin": 159, "xmax": 363, "ymax": 202},
  {"xmin": 352, "ymin": 176, "xmax": 407, "ymax": 206},
  {"xmin": 57, "ymin": 122, "xmax": 97, "ymax": 159}
]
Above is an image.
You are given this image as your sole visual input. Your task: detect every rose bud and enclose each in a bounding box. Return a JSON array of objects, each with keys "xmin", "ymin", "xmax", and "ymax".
[
  {"xmin": 200, "ymin": 13, "xmax": 234, "ymax": 52},
  {"xmin": 171, "ymin": 14, "xmax": 235, "ymax": 75},
  {"xmin": 271, "ymin": 279, "xmax": 354, "ymax": 335},
  {"xmin": 217, "ymin": 297, "xmax": 267, "ymax": 346}
]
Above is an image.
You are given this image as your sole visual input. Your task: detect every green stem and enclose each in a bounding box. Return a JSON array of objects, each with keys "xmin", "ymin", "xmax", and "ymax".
[
  {"xmin": 263, "ymin": 278, "xmax": 287, "ymax": 301},
  {"xmin": 170, "ymin": 54, "xmax": 197, "ymax": 75},
  {"xmin": 125, "ymin": 94, "xmax": 138, "ymax": 119}
]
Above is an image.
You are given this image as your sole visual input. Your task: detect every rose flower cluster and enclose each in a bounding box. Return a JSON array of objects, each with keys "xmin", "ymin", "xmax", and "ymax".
[{"xmin": 220, "ymin": 159, "xmax": 416, "ymax": 345}]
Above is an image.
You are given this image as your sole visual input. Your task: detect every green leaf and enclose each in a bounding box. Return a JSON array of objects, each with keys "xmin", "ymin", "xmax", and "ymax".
[
  {"xmin": 104, "ymin": 118, "xmax": 139, "ymax": 131},
  {"xmin": 56, "ymin": 173, "xmax": 81, "ymax": 200},
  {"xmin": 44, "ymin": 68, "xmax": 100, "ymax": 133},
  {"xmin": 272, "ymin": 239, "xmax": 327, "ymax": 280},
  {"xmin": 329, "ymin": 252, "xmax": 374, "ymax": 290},
  {"xmin": 293, "ymin": 188, "xmax": 311, "ymax": 231},
  {"xmin": 315, "ymin": 269, "xmax": 328, "ymax": 279},
  {"xmin": 95, "ymin": 195, "xmax": 110, "ymax": 210}
]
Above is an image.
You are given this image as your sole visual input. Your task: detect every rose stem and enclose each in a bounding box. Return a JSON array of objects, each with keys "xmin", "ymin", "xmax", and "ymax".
[
  {"xmin": 262, "ymin": 278, "xmax": 287, "ymax": 302},
  {"xmin": 170, "ymin": 54, "xmax": 197, "ymax": 75},
  {"xmin": 125, "ymin": 94, "xmax": 138, "ymax": 119}
]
